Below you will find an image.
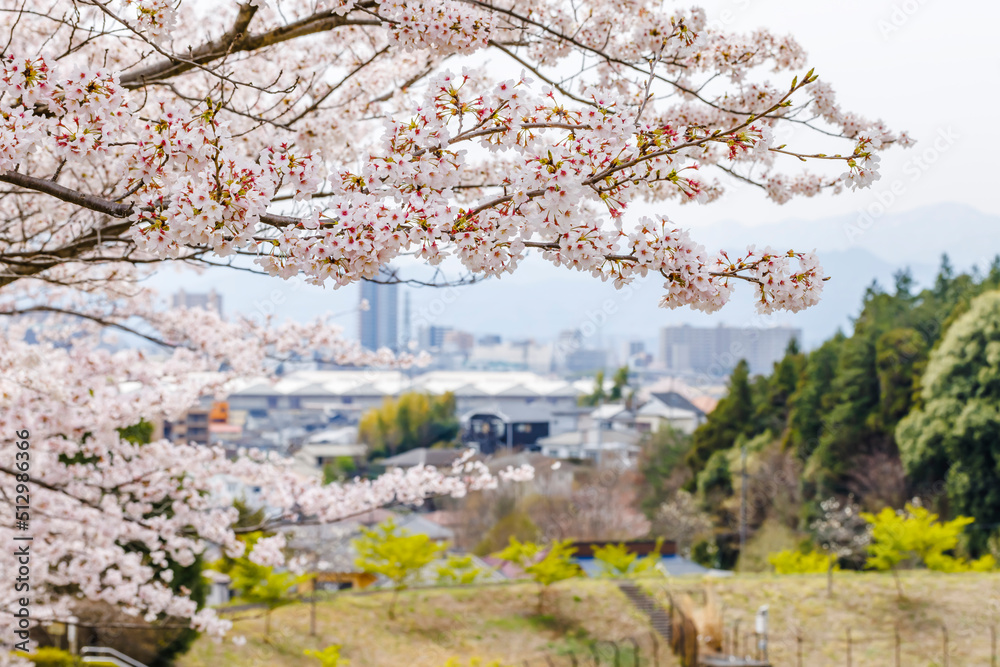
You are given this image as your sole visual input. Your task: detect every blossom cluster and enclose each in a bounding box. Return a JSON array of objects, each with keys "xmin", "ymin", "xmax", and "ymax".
[
  {"xmin": 380, "ymin": 0, "xmax": 495, "ymax": 53},
  {"xmin": 0, "ymin": 55, "xmax": 129, "ymax": 170},
  {"xmin": 119, "ymin": 0, "xmax": 179, "ymax": 44}
]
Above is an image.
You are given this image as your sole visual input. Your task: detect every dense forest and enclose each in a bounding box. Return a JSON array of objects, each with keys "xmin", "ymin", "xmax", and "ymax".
[{"xmin": 641, "ymin": 256, "xmax": 1000, "ymax": 567}]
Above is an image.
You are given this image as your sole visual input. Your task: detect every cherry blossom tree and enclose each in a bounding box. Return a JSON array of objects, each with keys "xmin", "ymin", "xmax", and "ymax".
[
  {"xmin": 0, "ymin": 280, "xmax": 531, "ymax": 660},
  {"xmin": 812, "ymin": 495, "xmax": 870, "ymax": 597},
  {"xmin": 0, "ymin": 0, "xmax": 907, "ymax": 659}
]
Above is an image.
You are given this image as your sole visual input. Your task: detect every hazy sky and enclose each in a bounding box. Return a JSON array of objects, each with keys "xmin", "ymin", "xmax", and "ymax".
[
  {"xmin": 673, "ymin": 0, "xmax": 997, "ymax": 228},
  {"xmin": 153, "ymin": 1, "xmax": 999, "ymax": 350}
]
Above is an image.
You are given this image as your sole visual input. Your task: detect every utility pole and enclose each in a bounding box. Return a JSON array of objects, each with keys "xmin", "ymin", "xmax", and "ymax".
[
  {"xmin": 740, "ymin": 444, "xmax": 747, "ymax": 567},
  {"xmin": 595, "ymin": 410, "xmax": 603, "ymax": 468},
  {"xmin": 309, "ymin": 575, "xmax": 317, "ymax": 636},
  {"xmin": 595, "ymin": 389, "xmax": 604, "ymax": 469}
]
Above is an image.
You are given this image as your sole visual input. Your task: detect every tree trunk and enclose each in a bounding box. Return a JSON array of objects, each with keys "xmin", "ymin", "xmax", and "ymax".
[
  {"xmin": 827, "ymin": 558, "xmax": 834, "ymax": 597},
  {"xmin": 892, "ymin": 568, "xmax": 903, "ymax": 600},
  {"xmin": 265, "ymin": 608, "xmax": 271, "ymax": 637},
  {"xmin": 310, "ymin": 586, "xmax": 317, "ymax": 636},
  {"xmin": 389, "ymin": 588, "xmax": 399, "ymax": 620}
]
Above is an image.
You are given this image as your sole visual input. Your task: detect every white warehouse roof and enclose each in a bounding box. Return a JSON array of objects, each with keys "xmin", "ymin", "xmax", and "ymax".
[{"xmin": 226, "ymin": 370, "xmax": 583, "ymax": 400}]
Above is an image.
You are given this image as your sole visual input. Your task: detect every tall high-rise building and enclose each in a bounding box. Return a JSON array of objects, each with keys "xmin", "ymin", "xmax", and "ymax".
[
  {"xmin": 359, "ymin": 281, "xmax": 399, "ymax": 352},
  {"xmin": 172, "ymin": 289, "xmax": 223, "ymax": 316},
  {"xmin": 658, "ymin": 324, "xmax": 800, "ymax": 377},
  {"xmin": 401, "ymin": 290, "xmax": 412, "ymax": 349}
]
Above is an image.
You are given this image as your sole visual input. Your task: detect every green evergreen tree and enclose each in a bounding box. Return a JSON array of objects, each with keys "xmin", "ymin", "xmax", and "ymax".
[
  {"xmin": 579, "ymin": 370, "xmax": 607, "ymax": 407},
  {"xmin": 609, "ymin": 365, "xmax": 630, "ymax": 402},
  {"xmin": 687, "ymin": 359, "xmax": 755, "ymax": 475},
  {"xmin": 696, "ymin": 449, "xmax": 734, "ymax": 515},
  {"xmin": 659, "ymin": 259, "xmax": 1000, "ymax": 541},
  {"xmin": 755, "ymin": 340, "xmax": 806, "ymax": 436},
  {"xmin": 897, "ymin": 290, "xmax": 1000, "ymax": 552},
  {"xmin": 636, "ymin": 426, "xmax": 691, "ymax": 517},
  {"xmin": 874, "ymin": 328, "xmax": 927, "ymax": 428},
  {"xmin": 933, "ymin": 253, "xmax": 955, "ymax": 300},
  {"xmin": 786, "ymin": 334, "xmax": 844, "ymax": 461}
]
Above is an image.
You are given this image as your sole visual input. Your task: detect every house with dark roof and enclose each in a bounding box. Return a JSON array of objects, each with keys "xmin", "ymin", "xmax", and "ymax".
[
  {"xmin": 460, "ymin": 403, "xmax": 554, "ymax": 453},
  {"xmin": 635, "ymin": 391, "xmax": 706, "ymax": 434}
]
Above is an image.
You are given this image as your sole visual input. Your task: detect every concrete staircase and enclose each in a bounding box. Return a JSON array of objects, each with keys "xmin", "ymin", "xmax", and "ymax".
[{"xmin": 617, "ymin": 581, "xmax": 672, "ymax": 641}]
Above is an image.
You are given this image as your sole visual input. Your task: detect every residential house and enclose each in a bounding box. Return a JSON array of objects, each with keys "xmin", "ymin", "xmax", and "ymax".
[
  {"xmin": 293, "ymin": 426, "xmax": 367, "ymax": 473},
  {"xmin": 536, "ymin": 402, "xmax": 642, "ymax": 465},
  {"xmin": 536, "ymin": 428, "xmax": 642, "ymax": 465},
  {"xmin": 634, "ymin": 391, "xmax": 706, "ymax": 434}
]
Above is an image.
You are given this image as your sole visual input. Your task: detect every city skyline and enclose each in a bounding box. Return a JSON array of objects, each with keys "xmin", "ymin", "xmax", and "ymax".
[
  {"xmin": 659, "ymin": 324, "xmax": 801, "ymax": 377},
  {"xmin": 152, "ymin": 203, "xmax": 996, "ymax": 355}
]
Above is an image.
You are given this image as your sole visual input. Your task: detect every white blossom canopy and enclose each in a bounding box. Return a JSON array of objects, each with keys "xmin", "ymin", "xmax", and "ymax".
[{"xmin": 0, "ymin": 0, "xmax": 907, "ymax": 312}]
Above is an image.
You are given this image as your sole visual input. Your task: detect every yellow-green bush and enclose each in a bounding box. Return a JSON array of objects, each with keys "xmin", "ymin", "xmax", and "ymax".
[
  {"xmin": 863, "ymin": 504, "xmax": 998, "ymax": 573},
  {"xmin": 14, "ymin": 647, "xmax": 80, "ymax": 667},
  {"xmin": 768, "ymin": 549, "xmax": 837, "ymax": 574},
  {"xmin": 304, "ymin": 644, "xmax": 349, "ymax": 666}
]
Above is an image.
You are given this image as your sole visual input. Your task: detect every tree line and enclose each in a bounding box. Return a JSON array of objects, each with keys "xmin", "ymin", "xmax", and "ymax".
[{"xmin": 641, "ymin": 255, "xmax": 1000, "ymax": 565}]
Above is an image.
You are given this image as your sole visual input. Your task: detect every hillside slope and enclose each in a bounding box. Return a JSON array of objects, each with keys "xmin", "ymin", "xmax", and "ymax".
[{"xmin": 180, "ymin": 580, "xmax": 667, "ymax": 667}]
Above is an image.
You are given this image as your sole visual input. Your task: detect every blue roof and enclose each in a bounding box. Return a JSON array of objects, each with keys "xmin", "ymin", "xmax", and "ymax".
[{"xmin": 572, "ymin": 554, "xmax": 711, "ymax": 577}]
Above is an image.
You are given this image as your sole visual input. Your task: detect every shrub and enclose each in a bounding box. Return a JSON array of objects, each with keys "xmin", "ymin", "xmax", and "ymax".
[
  {"xmin": 435, "ymin": 554, "xmax": 486, "ymax": 585},
  {"xmin": 15, "ymin": 647, "xmax": 79, "ymax": 667},
  {"xmin": 304, "ymin": 644, "xmax": 349, "ymax": 666},
  {"xmin": 493, "ymin": 538, "xmax": 580, "ymax": 613},
  {"xmin": 353, "ymin": 518, "xmax": 447, "ymax": 618},
  {"xmin": 592, "ymin": 539, "xmax": 663, "ymax": 578},
  {"xmin": 862, "ymin": 502, "xmax": 997, "ymax": 598},
  {"xmin": 768, "ymin": 549, "xmax": 837, "ymax": 574}
]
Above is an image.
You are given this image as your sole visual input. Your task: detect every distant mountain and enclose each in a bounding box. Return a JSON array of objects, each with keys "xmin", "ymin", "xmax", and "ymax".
[{"xmin": 696, "ymin": 202, "xmax": 999, "ymax": 269}]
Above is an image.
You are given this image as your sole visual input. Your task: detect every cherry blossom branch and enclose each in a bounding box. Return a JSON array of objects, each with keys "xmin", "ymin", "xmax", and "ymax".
[
  {"xmin": 118, "ymin": 3, "xmax": 380, "ymax": 88},
  {"xmin": 0, "ymin": 304, "xmax": 181, "ymax": 347}
]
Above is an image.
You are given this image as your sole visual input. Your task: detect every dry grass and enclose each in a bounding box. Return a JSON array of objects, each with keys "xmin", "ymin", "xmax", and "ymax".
[
  {"xmin": 679, "ymin": 587, "xmax": 723, "ymax": 653},
  {"xmin": 180, "ymin": 572, "xmax": 1000, "ymax": 667},
  {"xmin": 644, "ymin": 571, "xmax": 1000, "ymax": 667},
  {"xmin": 179, "ymin": 580, "xmax": 673, "ymax": 667}
]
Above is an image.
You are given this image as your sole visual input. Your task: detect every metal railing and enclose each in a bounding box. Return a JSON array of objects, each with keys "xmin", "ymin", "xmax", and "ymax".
[{"xmin": 81, "ymin": 646, "xmax": 149, "ymax": 667}]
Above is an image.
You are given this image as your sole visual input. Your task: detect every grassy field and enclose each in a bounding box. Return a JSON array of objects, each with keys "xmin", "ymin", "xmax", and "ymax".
[
  {"xmin": 179, "ymin": 580, "xmax": 668, "ymax": 667},
  {"xmin": 179, "ymin": 572, "xmax": 1000, "ymax": 667},
  {"xmin": 644, "ymin": 571, "xmax": 1000, "ymax": 667}
]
